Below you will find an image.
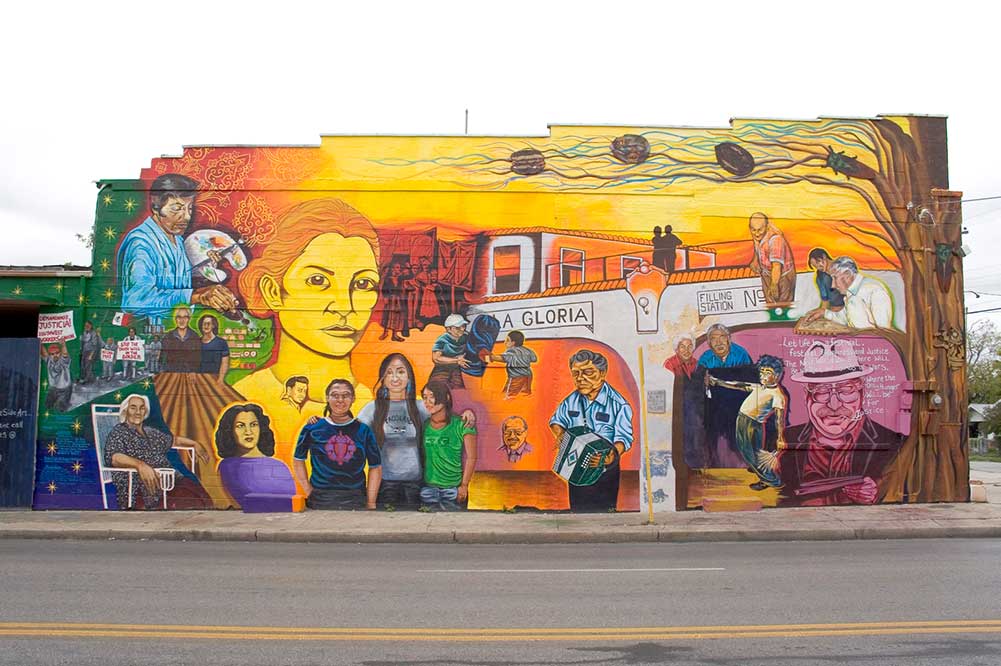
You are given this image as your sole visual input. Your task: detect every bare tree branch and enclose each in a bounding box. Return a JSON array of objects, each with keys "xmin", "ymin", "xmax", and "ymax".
[
  {"xmin": 830, "ymin": 223, "xmax": 902, "ymax": 269},
  {"xmin": 836, "ymin": 220, "xmax": 901, "ymax": 268}
]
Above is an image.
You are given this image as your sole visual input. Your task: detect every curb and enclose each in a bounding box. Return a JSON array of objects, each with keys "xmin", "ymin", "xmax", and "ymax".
[{"xmin": 3, "ymin": 523, "xmax": 1001, "ymax": 544}]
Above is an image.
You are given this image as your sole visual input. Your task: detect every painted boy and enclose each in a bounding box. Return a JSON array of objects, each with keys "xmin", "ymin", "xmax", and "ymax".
[
  {"xmin": 707, "ymin": 355, "xmax": 786, "ymax": 491},
  {"xmin": 490, "ymin": 330, "xmax": 538, "ymax": 399}
]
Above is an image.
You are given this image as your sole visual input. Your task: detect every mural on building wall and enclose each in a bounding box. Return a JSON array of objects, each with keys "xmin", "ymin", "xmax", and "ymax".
[
  {"xmin": 17, "ymin": 115, "xmax": 967, "ymax": 512},
  {"xmin": 0, "ymin": 339, "xmax": 40, "ymax": 508}
]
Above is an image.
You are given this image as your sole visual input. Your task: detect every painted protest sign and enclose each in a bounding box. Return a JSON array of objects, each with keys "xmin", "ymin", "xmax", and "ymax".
[
  {"xmin": 37, "ymin": 312, "xmax": 76, "ymax": 344},
  {"xmin": 116, "ymin": 339, "xmax": 145, "ymax": 362}
]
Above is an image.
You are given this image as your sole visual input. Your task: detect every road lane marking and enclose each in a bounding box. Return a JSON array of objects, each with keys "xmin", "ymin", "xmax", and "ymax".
[
  {"xmin": 3, "ymin": 620, "xmax": 1001, "ymax": 632},
  {"xmin": 416, "ymin": 567, "xmax": 726, "ymax": 573},
  {"xmin": 0, "ymin": 620, "xmax": 998, "ymax": 642},
  {"xmin": 1, "ymin": 627, "xmax": 1000, "ymax": 642}
]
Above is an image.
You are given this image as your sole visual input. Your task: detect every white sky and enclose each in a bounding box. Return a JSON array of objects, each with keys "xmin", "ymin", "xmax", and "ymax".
[{"xmin": 3, "ymin": 0, "xmax": 999, "ymax": 318}]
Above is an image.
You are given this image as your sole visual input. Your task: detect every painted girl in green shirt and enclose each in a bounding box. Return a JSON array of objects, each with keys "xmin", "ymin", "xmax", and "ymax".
[{"xmin": 420, "ymin": 382, "xmax": 477, "ymax": 510}]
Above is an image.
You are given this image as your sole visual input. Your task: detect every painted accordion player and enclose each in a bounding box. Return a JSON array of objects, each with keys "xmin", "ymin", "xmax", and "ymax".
[{"xmin": 552, "ymin": 426, "xmax": 615, "ymax": 487}]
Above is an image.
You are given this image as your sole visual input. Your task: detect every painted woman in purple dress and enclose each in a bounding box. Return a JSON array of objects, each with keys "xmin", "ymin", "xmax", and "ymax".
[{"xmin": 215, "ymin": 403, "xmax": 297, "ymax": 512}]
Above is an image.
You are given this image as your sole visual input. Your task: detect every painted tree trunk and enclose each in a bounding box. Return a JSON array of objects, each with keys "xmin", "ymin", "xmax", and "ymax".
[{"xmin": 862, "ymin": 119, "xmax": 968, "ymax": 502}]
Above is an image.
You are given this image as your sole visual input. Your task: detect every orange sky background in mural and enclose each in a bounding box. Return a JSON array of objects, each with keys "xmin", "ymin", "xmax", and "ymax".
[{"xmin": 143, "ymin": 122, "xmax": 901, "ymax": 276}]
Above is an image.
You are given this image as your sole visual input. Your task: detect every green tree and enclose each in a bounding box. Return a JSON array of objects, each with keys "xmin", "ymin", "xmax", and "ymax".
[
  {"xmin": 967, "ymin": 320, "xmax": 1001, "ymax": 404},
  {"xmin": 979, "ymin": 404, "xmax": 1001, "ymax": 455}
]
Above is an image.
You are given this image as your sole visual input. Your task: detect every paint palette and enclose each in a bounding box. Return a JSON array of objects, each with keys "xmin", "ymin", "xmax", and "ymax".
[{"xmin": 184, "ymin": 230, "xmax": 248, "ymax": 283}]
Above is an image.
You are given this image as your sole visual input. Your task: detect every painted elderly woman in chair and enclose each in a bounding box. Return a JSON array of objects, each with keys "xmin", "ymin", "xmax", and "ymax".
[
  {"xmin": 214, "ymin": 403, "xmax": 299, "ymax": 512},
  {"xmin": 103, "ymin": 394, "xmax": 213, "ymax": 510}
]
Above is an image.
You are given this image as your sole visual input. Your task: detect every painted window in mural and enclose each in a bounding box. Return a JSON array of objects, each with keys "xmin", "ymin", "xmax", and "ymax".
[
  {"xmin": 22, "ymin": 115, "xmax": 967, "ymax": 513},
  {"xmin": 559, "ymin": 248, "xmax": 585, "ymax": 287},
  {"xmin": 621, "ymin": 256, "xmax": 643, "ymax": 279},
  {"xmin": 493, "ymin": 246, "xmax": 522, "ymax": 295}
]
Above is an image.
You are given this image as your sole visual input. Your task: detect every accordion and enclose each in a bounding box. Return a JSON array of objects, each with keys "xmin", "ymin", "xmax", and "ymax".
[{"xmin": 552, "ymin": 426, "xmax": 614, "ymax": 487}]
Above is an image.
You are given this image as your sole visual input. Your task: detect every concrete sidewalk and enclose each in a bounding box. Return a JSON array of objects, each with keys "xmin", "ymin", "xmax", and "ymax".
[
  {"xmin": 2, "ymin": 501, "xmax": 1000, "ymax": 544},
  {"xmin": 971, "ymin": 461, "xmax": 1001, "ymax": 504},
  {"xmin": 3, "ymin": 468, "xmax": 998, "ymax": 545}
]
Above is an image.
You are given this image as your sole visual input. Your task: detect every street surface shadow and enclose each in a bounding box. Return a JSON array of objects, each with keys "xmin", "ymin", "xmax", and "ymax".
[{"xmin": 357, "ymin": 636, "xmax": 1001, "ymax": 666}]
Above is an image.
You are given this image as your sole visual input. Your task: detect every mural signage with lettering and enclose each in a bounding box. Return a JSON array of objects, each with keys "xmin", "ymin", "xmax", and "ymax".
[
  {"xmin": 495, "ymin": 302, "xmax": 595, "ymax": 333},
  {"xmin": 0, "ymin": 339, "xmax": 39, "ymax": 508},
  {"xmin": 37, "ymin": 312, "xmax": 76, "ymax": 344},
  {"xmin": 697, "ymin": 286, "xmax": 766, "ymax": 317}
]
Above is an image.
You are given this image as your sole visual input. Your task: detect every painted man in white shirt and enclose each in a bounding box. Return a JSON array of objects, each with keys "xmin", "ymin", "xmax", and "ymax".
[
  {"xmin": 805, "ymin": 256, "xmax": 896, "ymax": 330},
  {"xmin": 708, "ymin": 355, "xmax": 786, "ymax": 490},
  {"xmin": 550, "ymin": 349, "xmax": 633, "ymax": 511}
]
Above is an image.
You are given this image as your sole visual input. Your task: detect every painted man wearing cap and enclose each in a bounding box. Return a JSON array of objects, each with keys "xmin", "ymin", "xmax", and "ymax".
[
  {"xmin": 779, "ymin": 340, "xmax": 904, "ymax": 506},
  {"xmin": 40, "ymin": 340, "xmax": 73, "ymax": 412},
  {"xmin": 429, "ymin": 314, "xmax": 471, "ymax": 388}
]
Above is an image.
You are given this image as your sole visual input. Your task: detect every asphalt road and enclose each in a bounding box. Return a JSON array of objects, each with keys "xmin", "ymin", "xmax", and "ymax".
[{"xmin": 0, "ymin": 538, "xmax": 999, "ymax": 665}]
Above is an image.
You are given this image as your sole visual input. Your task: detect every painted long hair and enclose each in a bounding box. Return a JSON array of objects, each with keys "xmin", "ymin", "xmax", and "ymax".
[
  {"xmin": 215, "ymin": 403, "xmax": 276, "ymax": 458},
  {"xmin": 421, "ymin": 381, "xmax": 453, "ymax": 420},
  {"xmin": 237, "ymin": 198, "xmax": 381, "ymax": 320},
  {"xmin": 371, "ymin": 353, "xmax": 423, "ymax": 450}
]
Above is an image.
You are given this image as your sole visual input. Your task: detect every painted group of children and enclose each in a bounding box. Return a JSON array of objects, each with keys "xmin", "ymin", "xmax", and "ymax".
[{"xmin": 292, "ymin": 353, "xmax": 477, "ymax": 511}]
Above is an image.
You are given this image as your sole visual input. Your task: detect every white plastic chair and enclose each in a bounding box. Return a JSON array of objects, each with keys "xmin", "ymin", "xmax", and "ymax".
[{"xmin": 91, "ymin": 404, "xmax": 192, "ymax": 510}]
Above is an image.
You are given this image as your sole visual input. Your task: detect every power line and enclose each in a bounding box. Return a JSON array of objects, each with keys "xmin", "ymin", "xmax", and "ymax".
[
  {"xmin": 961, "ymin": 203, "xmax": 1001, "ymax": 223},
  {"xmin": 963, "ymin": 195, "xmax": 1001, "ymax": 203}
]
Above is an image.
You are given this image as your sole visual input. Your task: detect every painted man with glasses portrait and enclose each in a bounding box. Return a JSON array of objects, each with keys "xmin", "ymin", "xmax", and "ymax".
[{"xmin": 779, "ymin": 340, "xmax": 904, "ymax": 506}]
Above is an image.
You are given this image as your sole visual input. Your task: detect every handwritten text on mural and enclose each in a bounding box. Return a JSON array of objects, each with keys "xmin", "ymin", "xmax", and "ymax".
[{"xmin": 37, "ymin": 312, "xmax": 76, "ymax": 344}]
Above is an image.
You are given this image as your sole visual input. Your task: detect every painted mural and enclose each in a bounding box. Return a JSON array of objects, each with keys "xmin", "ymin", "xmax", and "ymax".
[{"xmin": 17, "ymin": 115, "xmax": 968, "ymax": 512}]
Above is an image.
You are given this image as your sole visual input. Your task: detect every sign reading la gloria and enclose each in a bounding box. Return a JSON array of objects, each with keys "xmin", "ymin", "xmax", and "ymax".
[{"xmin": 495, "ymin": 302, "xmax": 594, "ymax": 333}]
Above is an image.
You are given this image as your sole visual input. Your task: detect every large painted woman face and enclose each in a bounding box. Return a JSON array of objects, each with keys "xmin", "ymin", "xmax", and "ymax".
[{"xmin": 267, "ymin": 233, "xmax": 380, "ymax": 358}]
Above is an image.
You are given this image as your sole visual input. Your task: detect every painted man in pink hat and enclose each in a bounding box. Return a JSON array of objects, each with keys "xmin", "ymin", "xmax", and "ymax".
[{"xmin": 779, "ymin": 339, "xmax": 904, "ymax": 506}]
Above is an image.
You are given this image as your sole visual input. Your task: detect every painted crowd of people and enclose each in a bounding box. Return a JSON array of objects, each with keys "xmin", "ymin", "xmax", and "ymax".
[
  {"xmin": 664, "ymin": 323, "xmax": 905, "ymax": 506},
  {"xmin": 91, "ymin": 170, "xmax": 907, "ymax": 514}
]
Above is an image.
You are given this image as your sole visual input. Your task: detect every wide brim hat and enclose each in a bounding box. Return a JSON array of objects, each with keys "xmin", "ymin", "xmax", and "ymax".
[{"xmin": 790, "ymin": 339, "xmax": 873, "ymax": 383}]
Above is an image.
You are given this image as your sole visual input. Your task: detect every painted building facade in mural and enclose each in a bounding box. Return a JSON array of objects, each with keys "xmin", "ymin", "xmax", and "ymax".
[{"xmin": 5, "ymin": 114, "xmax": 969, "ymax": 512}]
